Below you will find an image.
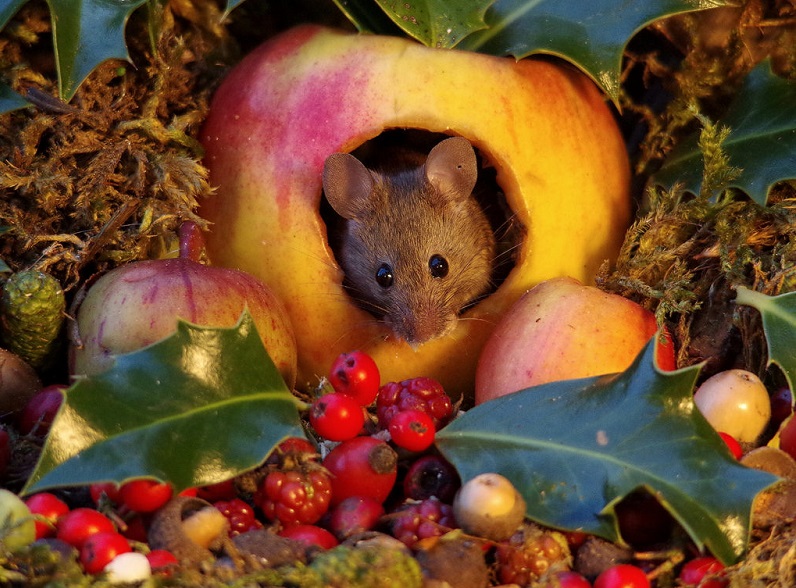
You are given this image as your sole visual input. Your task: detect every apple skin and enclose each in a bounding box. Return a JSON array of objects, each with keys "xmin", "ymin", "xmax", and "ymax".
[
  {"xmin": 475, "ymin": 277, "xmax": 670, "ymax": 404},
  {"xmin": 199, "ymin": 25, "xmax": 631, "ymax": 398},
  {"xmin": 70, "ymin": 258, "xmax": 297, "ymax": 387}
]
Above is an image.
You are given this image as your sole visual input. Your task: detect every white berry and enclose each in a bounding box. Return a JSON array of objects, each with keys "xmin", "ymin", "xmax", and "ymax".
[
  {"xmin": 103, "ymin": 552, "xmax": 152, "ymax": 584},
  {"xmin": 694, "ymin": 369, "xmax": 771, "ymax": 442},
  {"xmin": 453, "ymin": 472, "xmax": 526, "ymax": 541}
]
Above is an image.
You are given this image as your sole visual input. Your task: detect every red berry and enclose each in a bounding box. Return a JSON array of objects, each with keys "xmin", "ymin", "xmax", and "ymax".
[
  {"xmin": 309, "ymin": 392, "xmax": 365, "ymax": 441},
  {"xmin": 258, "ymin": 469, "xmax": 332, "ymax": 527},
  {"xmin": 18, "ymin": 384, "xmax": 65, "ymax": 436},
  {"xmin": 323, "ymin": 436, "xmax": 398, "ymax": 506},
  {"xmin": 547, "ymin": 571, "xmax": 592, "ymax": 588},
  {"xmin": 214, "ymin": 498, "xmax": 263, "ymax": 536},
  {"xmin": 389, "ymin": 497, "xmax": 457, "ymax": 548},
  {"xmin": 25, "ymin": 492, "xmax": 70, "ymax": 539},
  {"xmin": 679, "ymin": 556, "xmax": 725, "ymax": 586},
  {"xmin": 327, "ymin": 495, "xmax": 385, "ymax": 540},
  {"xmin": 89, "ymin": 482, "xmax": 121, "ymax": 505},
  {"xmin": 119, "ymin": 479, "xmax": 173, "ymax": 513},
  {"xmin": 279, "ymin": 524, "xmax": 338, "ymax": 549},
  {"xmin": 403, "ymin": 454, "xmax": 460, "ymax": 503},
  {"xmin": 780, "ymin": 416, "xmax": 796, "ymax": 461},
  {"xmin": 377, "ymin": 377, "xmax": 452, "ymax": 430},
  {"xmin": 718, "ymin": 432, "xmax": 743, "ymax": 459},
  {"xmin": 389, "ymin": 409, "xmax": 436, "ymax": 452},
  {"xmin": 594, "ymin": 564, "xmax": 650, "ymax": 588},
  {"xmin": 770, "ymin": 387, "xmax": 792, "ymax": 427},
  {"xmin": 655, "ymin": 326, "xmax": 676, "ymax": 371},
  {"xmin": 328, "ymin": 350, "xmax": 381, "ymax": 406},
  {"xmin": 120, "ymin": 514, "xmax": 149, "ymax": 542},
  {"xmin": 79, "ymin": 531, "xmax": 131, "ymax": 574},
  {"xmin": 147, "ymin": 549, "xmax": 179, "ymax": 572},
  {"xmin": 196, "ymin": 479, "xmax": 237, "ymax": 502},
  {"xmin": 57, "ymin": 507, "xmax": 116, "ymax": 548}
]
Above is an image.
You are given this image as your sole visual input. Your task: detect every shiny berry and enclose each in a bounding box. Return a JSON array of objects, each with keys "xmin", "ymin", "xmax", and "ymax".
[
  {"xmin": 18, "ymin": 384, "xmax": 64, "ymax": 436},
  {"xmin": 403, "ymin": 454, "xmax": 460, "ymax": 503},
  {"xmin": 389, "ymin": 409, "xmax": 436, "ymax": 452},
  {"xmin": 197, "ymin": 479, "xmax": 237, "ymax": 502},
  {"xmin": 258, "ymin": 469, "xmax": 332, "ymax": 527},
  {"xmin": 309, "ymin": 392, "xmax": 364, "ymax": 441},
  {"xmin": 328, "ymin": 350, "xmax": 381, "ymax": 406},
  {"xmin": 119, "ymin": 479, "xmax": 173, "ymax": 513},
  {"xmin": 147, "ymin": 549, "xmax": 178, "ymax": 572},
  {"xmin": 594, "ymin": 564, "xmax": 650, "ymax": 588},
  {"xmin": 279, "ymin": 524, "xmax": 338, "ymax": 549},
  {"xmin": 377, "ymin": 377, "xmax": 453, "ymax": 430},
  {"xmin": 57, "ymin": 507, "xmax": 116, "ymax": 549},
  {"xmin": 718, "ymin": 432, "xmax": 743, "ymax": 459},
  {"xmin": 323, "ymin": 436, "xmax": 398, "ymax": 506},
  {"xmin": 679, "ymin": 555, "xmax": 725, "ymax": 586},
  {"xmin": 25, "ymin": 492, "xmax": 70, "ymax": 539},
  {"xmin": 89, "ymin": 482, "xmax": 121, "ymax": 505},
  {"xmin": 80, "ymin": 531, "xmax": 131, "ymax": 574}
]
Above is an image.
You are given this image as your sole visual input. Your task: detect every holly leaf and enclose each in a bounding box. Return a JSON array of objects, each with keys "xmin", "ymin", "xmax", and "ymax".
[
  {"xmin": 435, "ymin": 339, "xmax": 777, "ymax": 565},
  {"xmin": 735, "ymin": 287, "xmax": 796, "ymax": 397},
  {"xmin": 456, "ymin": 0, "xmax": 725, "ymax": 104},
  {"xmin": 0, "ymin": 0, "xmax": 27, "ymax": 29},
  {"xmin": 653, "ymin": 61, "xmax": 796, "ymax": 205},
  {"xmin": 47, "ymin": 0, "xmax": 148, "ymax": 101},
  {"xmin": 331, "ymin": 0, "xmax": 407, "ymax": 37},
  {"xmin": 23, "ymin": 311, "xmax": 305, "ymax": 495},
  {"xmin": 0, "ymin": 81, "xmax": 29, "ymax": 115}
]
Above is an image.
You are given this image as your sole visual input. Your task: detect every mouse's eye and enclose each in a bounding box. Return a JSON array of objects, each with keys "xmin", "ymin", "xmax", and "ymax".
[
  {"xmin": 429, "ymin": 254, "xmax": 449, "ymax": 279},
  {"xmin": 375, "ymin": 263, "xmax": 394, "ymax": 288}
]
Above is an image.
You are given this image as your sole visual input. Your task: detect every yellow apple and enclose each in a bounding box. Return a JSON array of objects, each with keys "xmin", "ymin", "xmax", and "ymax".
[
  {"xmin": 199, "ymin": 25, "xmax": 631, "ymax": 400},
  {"xmin": 475, "ymin": 277, "xmax": 673, "ymax": 404}
]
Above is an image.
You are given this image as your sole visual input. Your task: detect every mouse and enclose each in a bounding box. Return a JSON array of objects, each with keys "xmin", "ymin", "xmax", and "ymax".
[{"xmin": 323, "ymin": 136, "xmax": 497, "ymax": 345}]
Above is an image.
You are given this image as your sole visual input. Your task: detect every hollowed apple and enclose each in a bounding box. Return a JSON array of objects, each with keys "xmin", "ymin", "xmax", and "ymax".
[{"xmin": 199, "ymin": 25, "xmax": 631, "ymax": 400}]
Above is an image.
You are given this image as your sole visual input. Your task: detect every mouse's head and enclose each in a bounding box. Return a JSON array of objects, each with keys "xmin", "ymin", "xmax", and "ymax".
[{"xmin": 324, "ymin": 137, "xmax": 496, "ymax": 345}]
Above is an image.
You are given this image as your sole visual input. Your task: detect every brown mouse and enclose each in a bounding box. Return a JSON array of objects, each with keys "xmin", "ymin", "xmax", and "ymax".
[{"xmin": 323, "ymin": 136, "xmax": 496, "ymax": 345}]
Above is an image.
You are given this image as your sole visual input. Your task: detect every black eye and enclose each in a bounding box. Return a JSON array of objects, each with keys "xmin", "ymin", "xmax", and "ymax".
[
  {"xmin": 375, "ymin": 263, "xmax": 394, "ymax": 288},
  {"xmin": 429, "ymin": 254, "xmax": 449, "ymax": 279}
]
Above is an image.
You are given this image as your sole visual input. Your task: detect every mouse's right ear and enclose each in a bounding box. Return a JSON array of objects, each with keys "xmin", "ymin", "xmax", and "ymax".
[{"xmin": 323, "ymin": 153, "xmax": 373, "ymax": 220}]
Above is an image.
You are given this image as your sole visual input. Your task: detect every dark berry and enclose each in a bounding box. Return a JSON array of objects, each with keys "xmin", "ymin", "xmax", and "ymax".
[
  {"xmin": 403, "ymin": 454, "xmax": 460, "ymax": 503},
  {"xmin": 389, "ymin": 497, "xmax": 457, "ymax": 548}
]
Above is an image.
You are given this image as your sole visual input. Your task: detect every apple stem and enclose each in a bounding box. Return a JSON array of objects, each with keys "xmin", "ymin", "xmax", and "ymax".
[{"xmin": 178, "ymin": 221, "xmax": 207, "ymax": 263}]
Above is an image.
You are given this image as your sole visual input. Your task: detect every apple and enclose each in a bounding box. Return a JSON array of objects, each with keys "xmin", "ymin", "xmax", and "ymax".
[
  {"xmin": 475, "ymin": 277, "xmax": 673, "ymax": 404},
  {"xmin": 70, "ymin": 223, "xmax": 297, "ymax": 387},
  {"xmin": 199, "ymin": 25, "xmax": 631, "ymax": 399}
]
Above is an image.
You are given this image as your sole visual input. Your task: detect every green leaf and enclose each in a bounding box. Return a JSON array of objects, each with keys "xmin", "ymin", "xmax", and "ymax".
[
  {"xmin": 735, "ymin": 287, "xmax": 796, "ymax": 396},
  {"xmin": 370, "ymin": 0, "xmax": 493, "ymax": 48},
  {"xmin": 47, "ymin": 0, "xmax": 148, "ymax": 101},
  {"xmin": 653, "ymin": 60, "xmax": 796, "ymax": 205},
  {"xmin": 0, "ymin": 0, "xmax": 27, "ymax": 29},
  {"xmin": 457, "ymin": 0, "xmax": 726, "ymax": 104},
  {"xmin": 222, "ymin": 0, "xmax": 247, "ymax": 19},
  {"xmin": 0, "ymin": 81, "xmax": 29, "ymax": 114},
  {"xmin": 23, "ymin": 312, "xmax": 305, "ymax": 495},
  {"xmin": 435, "ymin": 339, "xmax": 777, "ymax": 565},
  {"xmin": 332, "ymin": 0, "xmax": 406, "ymax": 37}
]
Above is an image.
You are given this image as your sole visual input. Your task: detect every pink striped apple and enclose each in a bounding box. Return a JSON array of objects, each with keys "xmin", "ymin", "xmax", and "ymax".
[
  {"xmin": 199, "ymin": 25, "xmax": 631, "ymax": 399},
  {"xmin": 475, "ymin": 277, "xmax": 675, "ymax": 404}
]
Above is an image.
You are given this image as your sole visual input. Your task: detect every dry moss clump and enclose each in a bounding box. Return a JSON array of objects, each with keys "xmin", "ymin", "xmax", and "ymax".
[{"xmin": 0, "ymin": 0, "xmax": 238, "ymax": 292}]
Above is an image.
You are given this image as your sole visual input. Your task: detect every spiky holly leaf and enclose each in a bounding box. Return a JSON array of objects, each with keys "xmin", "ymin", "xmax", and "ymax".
[
  {"xmin": 436, "ymin": 339, "xmax": 777, "ymax": 565},
  {"xmin": 735, "ymin": 287, "xmax": 796, "ymax": 397},
  {"xmin": 0, "ymin": 82, "xmax": 28, "ymax": 115},
  {"xmin": 653, "ymin": 61, "xmax": 796, "ymax": 205},
  {"xmin": 47, "ymin": 0, "xmax": 148, "ymax": 100},
  {"xmin": 23, "ymin": 311, "xmax": 304, "ymax": 495},
  {"xmin": 340, "ymin": 0, "xmax": 725, "ymax": 104}
]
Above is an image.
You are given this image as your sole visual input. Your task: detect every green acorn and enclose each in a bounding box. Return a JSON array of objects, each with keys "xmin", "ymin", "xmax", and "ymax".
[{"xmin": 1, "ymin": 270, "xmax": 66, "ymax": 370}]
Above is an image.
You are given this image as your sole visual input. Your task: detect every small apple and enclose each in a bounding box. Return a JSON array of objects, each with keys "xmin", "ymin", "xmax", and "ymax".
[
  {"xmin": 70, "ymin": 223, "xmax": 297, "ymax": 387},
  {"xmin": 199, "ymin": 25, "xmax": 631, "ymax": 399},
  {"xmin": 475, "ymin": 277, "xmax": 672, "ymax": 404}
]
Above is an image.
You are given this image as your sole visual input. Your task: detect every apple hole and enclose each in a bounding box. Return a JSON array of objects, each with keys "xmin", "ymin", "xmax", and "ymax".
[{"xmin": 320, "ymin": 129, "xmax": 520, "ymax": 315}]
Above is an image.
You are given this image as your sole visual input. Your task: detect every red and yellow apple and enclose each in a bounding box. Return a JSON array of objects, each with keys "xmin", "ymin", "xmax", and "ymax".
[
  {"xmin": 475, "ymin": 277, "xmax": 674, "ymax": 404},
  {"xmin": 199, "ymin": 25, "xmax": 631, "ymax": 398},
  {"xmin": 70, "ymin": 257, "xmax": 297, "ymax": 388}
]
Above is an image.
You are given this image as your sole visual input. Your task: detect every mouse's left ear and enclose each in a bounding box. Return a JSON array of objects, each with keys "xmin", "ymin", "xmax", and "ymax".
[{"xmin": 425, "ymin": 136, "xmax": 478, "ymax": 199}]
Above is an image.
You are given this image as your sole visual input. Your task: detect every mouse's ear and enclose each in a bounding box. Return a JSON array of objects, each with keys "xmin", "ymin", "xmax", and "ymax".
[
  {"xmin": 323, "ymin": 153, "xmax": 374, "ymax": 219},
  {"xmin": 425, "ymin": 137, "xmax": 478, "ymax": 199}
]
